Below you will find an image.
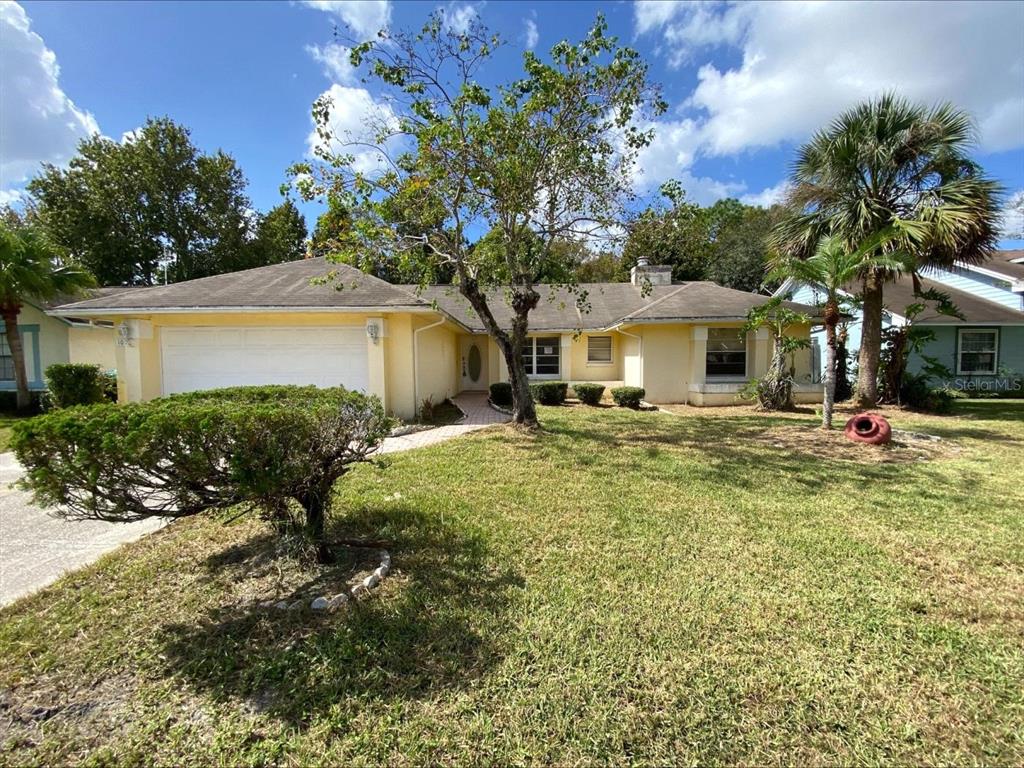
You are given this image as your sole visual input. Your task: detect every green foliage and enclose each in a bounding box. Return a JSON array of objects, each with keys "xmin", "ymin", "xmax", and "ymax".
[
  {"xmin": 900, "ymin": 373, "xmax": 957, "ymax": 414},
  {"xmin": 623, "ymin": 187, "xmax": 784, "ymax": 291},
  {"xmin": 250, "ymin": 200, "xmax": 307, "ymax": 266},
  {"xmin": 44, "ymin": 363, "xmax": 107, "ymax": 408},
  {"xmin": 610, "ymin": 386, "xmax": 645, "ymax": 408},
  {"xmin": 26, "ymin": 117, "xmax": 260, "ymax": 285},
  {"xmin": 772, "ymin": 94, "xmax": 1003, "ymax": 404},
  {"xmin": 742, "ymin": 298, "xmax": 811, "ymax": 411},
  {"xmin": 13, "ymin": 386, "xmax": 393, "ymax": 558},
  {"xmin": 528, "ymin": 381, "xmax": 569, "ymax": 406},
  {"xmin": 574, "ymin": 250, "xmax": 627, "ymax": 282},
  {"xmin": 879, "ymin": 286, "xmax": 963, "ymax": 404},
  {"xmin": 489, "ymin": 382, "xmax": 513, "ymax": 407},
  {"xmin": 573, "ymin": 382, "xmax": 606, "ymax": 405}
]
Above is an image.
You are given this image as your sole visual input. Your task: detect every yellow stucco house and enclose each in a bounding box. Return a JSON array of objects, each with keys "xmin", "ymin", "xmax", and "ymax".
[{"xmin": 48, "ymin": 258, "xmax": 823, "ymax": 418}]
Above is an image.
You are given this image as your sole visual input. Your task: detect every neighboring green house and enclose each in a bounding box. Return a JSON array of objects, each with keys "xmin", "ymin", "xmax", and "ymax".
[
  {"xmin": 777, "ymin": 250, "xmax": 1024, "ymax": 396},
  {"xmin": 1, "ymin": 289, "xmax": 130, "ymax": 394}
]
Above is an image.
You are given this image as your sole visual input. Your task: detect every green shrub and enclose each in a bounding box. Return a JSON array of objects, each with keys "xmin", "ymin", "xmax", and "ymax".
[
  {"xmin": 573, "ymin": 382, "xmax": 605, "ymax": 405},
  {"xmin": 529, "ymin": 381, "xmax": 568, "ymax": 406},
  {"xmin": 13, "ymin": 386, "xmax": 393, "ymax": 561},
  {"xmin": 611, "ymin": 386, "xmax": 645, "ymax": 409},
  {"xmin": 489, "ymin": 382, "xmax": 513, "ymax": 407},
  {"xmin": 44, "ymin": 363, "xmax": 107, "ymax": 408},
  {"xmin": 900, "ymin": 373, "xmax": 955, "ymax": 414}
]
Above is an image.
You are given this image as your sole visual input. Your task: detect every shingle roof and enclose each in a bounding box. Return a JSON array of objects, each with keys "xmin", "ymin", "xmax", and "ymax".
[
  {"xmin": 411, "ymin": 282, "xmax": 820, "ymax": 331},
  {"xmin": 50, "ymin": 257, "xmax": 821, "ymax": 330},
  {"xmin": 877, "ymin": 274, "xmax": 1024, "ymax": 325},
  {"xmin": 51, "ymin": 258, "xmax": 426, "ymax": 312},
  {"xmin": 988, "ymin": 250, "xmax": 1024, "ymax": 281}
]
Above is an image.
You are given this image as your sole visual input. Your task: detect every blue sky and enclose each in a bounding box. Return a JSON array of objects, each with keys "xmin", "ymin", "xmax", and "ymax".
[{"xmin": 2, "ymin": 0, "xmax": 1023, "ymax": 246}]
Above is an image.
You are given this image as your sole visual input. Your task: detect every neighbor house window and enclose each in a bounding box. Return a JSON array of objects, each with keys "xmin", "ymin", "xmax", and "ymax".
[
  {"xmin": 706, "ymin": 328, "xmax": 746, "ymax": 377},
  {"xmin": 957, "ymin": 329, "xmax": 999, "ymax": 375},
  {"xmin": 522, "ymin": 336, "xmax": 560, "ymax": 378},
  {"xmin": 587, "ymin": 336, "xmax": 612, "ymax": 364},
  {"xmin": 0, "ymin": 333, "xmax": 14, "ymax": 382}
]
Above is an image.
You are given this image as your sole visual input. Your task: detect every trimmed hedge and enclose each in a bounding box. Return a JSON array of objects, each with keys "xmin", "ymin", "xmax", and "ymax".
[
  {"xmin": 573, "ymin": 382, "xmax": 605, "ymax": 406},
  {"xmin": 611, "ymin": 386, "xmax": 645, "ymax": 409},
  {"xmin": 489, "ymin": 382, "xmax": 513, "ymax": 407},
  {"xmin": 44, "ymin": 363, "xmax": 109, "ymax": 408},
  {"xmin": 13, "ymin": 386, "xmax": 393, "ymax": 559},
  {"xmin": 529, "ymin": 381, "xmax": 568, "ymax": 406}
]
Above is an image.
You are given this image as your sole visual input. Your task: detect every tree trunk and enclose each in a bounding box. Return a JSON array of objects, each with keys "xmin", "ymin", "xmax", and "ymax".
[
  {"xmin": 298, "ymin": 487, "xmax": 333, "ymax": 564},
  {"xmin": 1, "ymin": 306, "xmax": 31, "ymax": 412},
  {"xmin": 502, "ymin": 339, "xmax": 538, "ymax": 428},
  {"xmin": 822, "ymin": 310, "xmax": 838, "ymax": 430},
  {"xmin": 855, "ymin": 271, "xmax": 883, "ymax": 408},
  {"xmin": 455, "ymin": 275, "xmax": 540, "ymax": 429}
]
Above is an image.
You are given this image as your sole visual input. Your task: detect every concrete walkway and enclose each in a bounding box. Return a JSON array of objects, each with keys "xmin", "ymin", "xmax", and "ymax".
[
  {"xmin": 379, "ymin": 392, "xmax": 509, "ymax": 454},
  {"xmin": 0, "ymin": 394, "xmax": 507, "ymax": 606}
]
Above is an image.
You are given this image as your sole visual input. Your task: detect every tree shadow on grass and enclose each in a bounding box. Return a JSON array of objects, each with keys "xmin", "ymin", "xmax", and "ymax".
[
  {"xmin": 156, "ymin": 504, "xmax": 521, "ymax": 727},
  {"xmin": 533, "ymin": 411, "xmax": 996, "ymax": 506}
]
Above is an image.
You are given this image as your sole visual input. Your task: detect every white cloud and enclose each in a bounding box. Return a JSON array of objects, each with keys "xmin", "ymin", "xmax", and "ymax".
[
  {"xmin": 633, "ymin": 0, "xmax": 686, "ymax": 36},
  {"xmin": 1001, "ymin": 190, "xmax": 1024, "ymax": 240},
  {"xmin": 0, "ymin": 2, "xmax": 99, "ymax": 193},
  {"xmin": 307, "ymin": 42, "xmax": 356, "ymax": 83},
  {"xmin": 740, "ymin": 180, "xmax": 790, "ymax": 208},
  {"xmin": 524, "ymin": 17, "xmax": 538, "ymax": 50},
  {"xmin": 440, "ymin": 3, "xmax": 481, "ymax": 35},
  {"xmin": 0, "ymin": 188, "xmax": 24, "ymax": 207},
  {"xmin": 299, "ymin": 0, "xmax": 391, "ymax": 39},
  {"xmin": 306, "ymin": 84, "xmax": 401, "ymax": 175},
  {"xmin": 636, "ymin": 0, "xmax": 1024, "ymax": 155}
]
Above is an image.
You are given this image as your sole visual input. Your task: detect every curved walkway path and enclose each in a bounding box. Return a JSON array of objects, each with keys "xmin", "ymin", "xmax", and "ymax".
[{"xmin": 0, "ymin": 392, "xmax": 507, "ymax": 606}]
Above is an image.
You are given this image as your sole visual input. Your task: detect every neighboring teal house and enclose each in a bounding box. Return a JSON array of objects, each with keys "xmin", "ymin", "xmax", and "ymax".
[
  {"xmin": 775, "ymin": 250, "xmax": 1024, "ymax": 395},
  {"xmin": 1, "ymin": 290, "xmax": 127, "ymax": 394}
]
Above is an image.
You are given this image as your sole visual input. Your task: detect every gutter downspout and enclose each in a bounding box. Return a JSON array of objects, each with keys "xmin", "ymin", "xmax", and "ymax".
[
  {"xmin": 413, "ymin": 317, "xmax": 447, "ymax": 418},
  {"xmin": 612, "ymin": 324, "xmax": 643, "ymax": 389}
]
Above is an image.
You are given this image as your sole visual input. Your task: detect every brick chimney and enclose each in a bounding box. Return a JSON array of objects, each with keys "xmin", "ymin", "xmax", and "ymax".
[{"xmin": 630, "ymin": 257, "xmax": 672, "ymax": 287}]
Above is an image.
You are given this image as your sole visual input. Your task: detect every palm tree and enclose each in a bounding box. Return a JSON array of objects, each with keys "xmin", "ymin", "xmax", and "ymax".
[
  {"xmin": 772, "ymin": 236, "xmax": 909, "ymax": 429},
  {"xmin": 773, "ymin": 94, "xmax": 1002, "ymax": 407},
  {"xmin": 0, "ymin": 220, "xmax": 95, "ymax": 411}
]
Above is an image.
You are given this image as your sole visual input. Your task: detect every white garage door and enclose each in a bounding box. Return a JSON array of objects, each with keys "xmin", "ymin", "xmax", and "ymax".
[{"xmin": 160, "ymin": 326, "xmax": 369, "ymax": 395}]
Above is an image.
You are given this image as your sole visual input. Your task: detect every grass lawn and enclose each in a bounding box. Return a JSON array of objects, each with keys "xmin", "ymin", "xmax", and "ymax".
[{"xmin": 1, "ymin": 400, "xmax": 1022, "ymax": 764}]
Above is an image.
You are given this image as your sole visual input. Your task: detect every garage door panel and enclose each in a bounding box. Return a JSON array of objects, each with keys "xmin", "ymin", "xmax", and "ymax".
[{"xmin": 160, "ymin": 326, "xmax": 369, "ymax": 395}]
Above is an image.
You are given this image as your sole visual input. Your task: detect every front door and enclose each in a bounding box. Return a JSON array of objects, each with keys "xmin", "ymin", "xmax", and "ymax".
[{"xmin": 460, "ymin": 337, "xmax": 485, "ymax": 391}]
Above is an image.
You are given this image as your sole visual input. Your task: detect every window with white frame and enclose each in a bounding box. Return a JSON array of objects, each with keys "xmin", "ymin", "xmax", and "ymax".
[
  {"xmin": 0, "ymin": 333, "xmax": 14, "ymax": 381},
  {"xmin": 957, "ymin": 329, "xmax": 999, "ymax": 375},
  {"xmin": 522, "ymin": 336, "xmax": 560, "ymax": 378},
  {"xmin": 706, "ymin": 328, "xmax": 746, "ymax": 378},
  {"xmin": 587, "ymin": 335, "xmax": 612, "ymax": 364}
]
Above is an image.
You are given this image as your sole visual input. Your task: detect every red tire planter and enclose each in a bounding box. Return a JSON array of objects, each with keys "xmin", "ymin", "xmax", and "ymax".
[{"xmin": 844, "ymin": 412, "xmax": 892, "ymax": 445}]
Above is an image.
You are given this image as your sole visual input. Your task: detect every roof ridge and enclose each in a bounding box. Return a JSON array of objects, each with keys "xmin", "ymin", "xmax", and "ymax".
[{"xmin": 621, "ymin": 281, "xmax": 696, "ymax": 320}]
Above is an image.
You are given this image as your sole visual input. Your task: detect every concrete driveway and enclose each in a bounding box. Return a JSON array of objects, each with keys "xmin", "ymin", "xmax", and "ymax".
[{"xmin": 0, "ymin": 453, "xmax": 163, "ymax": 607}]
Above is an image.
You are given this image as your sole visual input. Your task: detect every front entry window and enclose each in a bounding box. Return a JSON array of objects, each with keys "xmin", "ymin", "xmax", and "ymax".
[
  {"xmin": 522, "ymin": 336, "xmax": 560, "ymax": 378},
  {"xmin": 706, "ymin": 328, "xmax": 746, "ymax": 378}
]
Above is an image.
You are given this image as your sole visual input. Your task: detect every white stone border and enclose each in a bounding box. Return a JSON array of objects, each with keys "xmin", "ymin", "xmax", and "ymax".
[
  {"xmin": 260, "ymin": 548, "xmax": 392, "ymax": 613},
  {"xmin": 488, "ymin": 399, "xmax": 513, "ymax": 415}
]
